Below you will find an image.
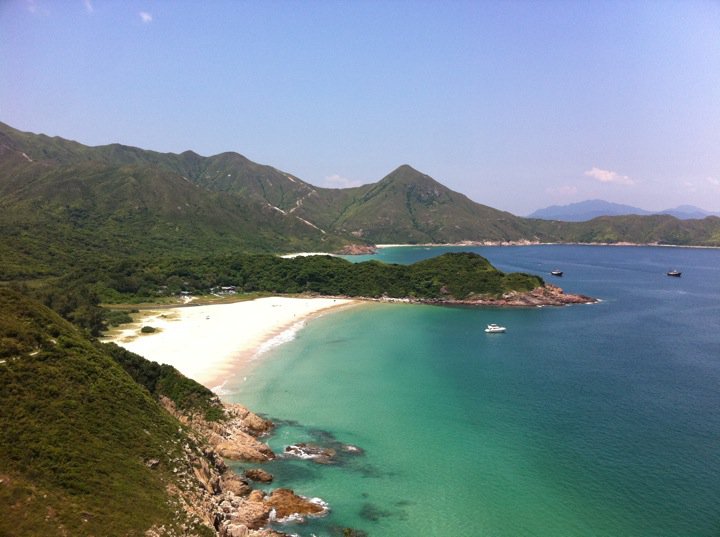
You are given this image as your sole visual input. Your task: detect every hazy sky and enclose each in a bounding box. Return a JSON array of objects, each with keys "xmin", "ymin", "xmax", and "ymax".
[{"xmin": 2, "ymin": 0, "xmax": 719, "ymax": 215}]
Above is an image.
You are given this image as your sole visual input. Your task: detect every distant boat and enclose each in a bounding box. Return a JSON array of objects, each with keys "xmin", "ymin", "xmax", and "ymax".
[
  {"xmin": 550, "ymin": 270, "xmax": 563, "ymax": 277},
  {"xmin": 666, "ymin": 270, "xmax": 682, "ymax": 277},
  {"xmin": 484, "ymin": 323, "xmax": 506, "ymax": 333}
]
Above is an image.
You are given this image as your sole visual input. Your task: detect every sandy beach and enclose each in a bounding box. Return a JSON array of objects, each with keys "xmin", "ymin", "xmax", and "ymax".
[{"xmin": 104, "ymin": 296, "xmax": 358, "ymax": 389}]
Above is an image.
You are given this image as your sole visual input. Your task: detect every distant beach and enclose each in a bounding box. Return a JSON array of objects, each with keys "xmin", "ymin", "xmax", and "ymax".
[{"xmin": 104, "ymin": 296, "xmax": 358, "ymax": 389}]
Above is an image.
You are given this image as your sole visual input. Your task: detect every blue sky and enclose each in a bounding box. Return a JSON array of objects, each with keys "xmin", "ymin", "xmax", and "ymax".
[{"xmin": 2, "ymin": 0, "xmax": 719, "ymax": 215}]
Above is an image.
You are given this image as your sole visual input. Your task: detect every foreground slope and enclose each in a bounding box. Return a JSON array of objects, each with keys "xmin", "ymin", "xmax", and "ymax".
[
  {"xmin": 0, "ymin": 288, "xmax": 198, "ymax": 536},
  {"xmin": 0, "ymin": 287, "xmax": 350, "ymax": 537}
]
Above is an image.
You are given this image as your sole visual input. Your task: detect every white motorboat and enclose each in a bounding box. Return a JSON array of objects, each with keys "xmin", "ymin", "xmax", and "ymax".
[{"xmin": 484, "ymin": 323, "xmax": 506, "ymax": 333}]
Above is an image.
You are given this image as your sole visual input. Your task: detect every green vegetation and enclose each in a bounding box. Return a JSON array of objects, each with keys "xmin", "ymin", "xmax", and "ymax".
[
  {"xmin": 44, "ymin": 252, "xmax": 542, "ymax": 304},
  {"xmin": 2, "ymin": 121, "xmax": 720, "ymax": 286},
  {"xmin": 10, "ymin": 120, "xmax": 711, "ymax": 536},
  {"xmin": 0, "ymin": 288, "xmax": 212, "ymax": 536},
  {"xmin": 104, "ymin": 342, "xmax": 225, "ymax": 422},
  {"xmin": 104, "ymin": 308, "xmax": 135, "ymax": 327}
]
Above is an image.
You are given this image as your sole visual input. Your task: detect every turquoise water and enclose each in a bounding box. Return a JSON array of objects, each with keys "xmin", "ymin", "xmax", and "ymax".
[{"xmin": 226, "ymin": 245, "xmax": 720, "ymax": 536}]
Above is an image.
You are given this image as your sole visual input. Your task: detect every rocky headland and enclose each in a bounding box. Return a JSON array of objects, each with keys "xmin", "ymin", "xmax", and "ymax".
[
  {"xmin": 371, "ymin": 283, "xmax": 597, "ymax": 308},
  {"xmin": 435, "ymin": 283, "xmax": 597, "ymax": 307}
]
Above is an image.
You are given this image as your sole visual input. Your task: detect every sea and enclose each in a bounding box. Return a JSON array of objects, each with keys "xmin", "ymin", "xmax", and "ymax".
[{"xmin": 224, "ymin": 245, "xmax": 720, "ymax": 537}]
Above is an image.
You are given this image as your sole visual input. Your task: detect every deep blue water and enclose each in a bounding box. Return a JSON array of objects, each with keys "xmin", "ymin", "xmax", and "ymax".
[{"xmin": 227, "ymin": 245, "xmax": 720, "ymax": 536}]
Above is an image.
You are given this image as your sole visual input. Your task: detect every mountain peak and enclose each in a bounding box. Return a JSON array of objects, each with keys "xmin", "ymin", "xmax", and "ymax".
[
  {"xmin": 381, "ymin": 164, "xmax": 435, "ymax": 185},
  {"xmin": 394, "ymin": 163, "xmax": 422, "ymax": 174}
]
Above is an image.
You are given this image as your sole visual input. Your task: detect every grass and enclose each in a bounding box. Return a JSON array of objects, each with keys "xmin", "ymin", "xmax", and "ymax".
[{"xmin": 0, "ymin": 288, "xmax": 198, "ymax": 536}]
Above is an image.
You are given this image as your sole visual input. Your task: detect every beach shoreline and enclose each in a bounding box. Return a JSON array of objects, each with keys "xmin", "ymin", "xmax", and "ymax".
[{"xmin": 103, "ymin": 296, "xmax": 359, "ymax": 389}]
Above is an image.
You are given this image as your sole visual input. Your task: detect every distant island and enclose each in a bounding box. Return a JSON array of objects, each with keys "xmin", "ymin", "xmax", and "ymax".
[{"xmin": 528, "ymin": 199, "xmax": 720, "ymax": 221}]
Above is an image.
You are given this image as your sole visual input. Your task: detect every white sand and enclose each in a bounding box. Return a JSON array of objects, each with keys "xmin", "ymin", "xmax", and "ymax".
[{"xmin": 104, "ymin": 297, "xmax": 357, "ymax": 388}]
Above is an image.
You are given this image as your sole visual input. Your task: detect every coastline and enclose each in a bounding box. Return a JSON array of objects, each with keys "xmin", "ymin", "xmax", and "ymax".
[
  {"xmin": 277, "ymin": 241, "xmax": 720, "ymax": 262},
  {"xmin": 374, "ymin": 241, "xmax": 720, "ymax": 249},
  {"xmin": 103, "ymin": 296, "xmax": 359, "ymax": 389},
  {"xmin": 102, "ymin": 280, "xmax": 591, "ymax": 391}
]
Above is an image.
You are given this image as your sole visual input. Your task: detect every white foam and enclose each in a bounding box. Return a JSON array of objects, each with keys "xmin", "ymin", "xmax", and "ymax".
[
  {"xmin": 209, "ymin": 379, "xmax": 229, "ymax": 396},
  {"xmin": 309, "ymin": 497, "xmax": 330, "ymax": 511},
  {"xmin": 251, "ymin": 320, "xmax": 305, "ymax": 360},
  {"xmin": 105, "ymin": 296, "xmax": 357, "ymax": 387}
]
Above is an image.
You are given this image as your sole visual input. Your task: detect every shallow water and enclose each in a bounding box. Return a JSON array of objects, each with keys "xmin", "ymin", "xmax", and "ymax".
[{"xmin": 225, "ymin": 245, "xmax": 720, "ymax": 536}]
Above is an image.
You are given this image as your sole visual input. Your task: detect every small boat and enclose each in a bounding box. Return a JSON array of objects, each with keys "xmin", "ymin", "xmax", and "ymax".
[
  {"xmin": 484, "ymin": 323, "xmax": 506, "ymax": 333},
  {"xmin": 550, "ymin": 270, "xmax": 563, "ymax": 277},
  {"xmin": 666, "ymin": 270, "xmax": 681, "ymax": 277}
]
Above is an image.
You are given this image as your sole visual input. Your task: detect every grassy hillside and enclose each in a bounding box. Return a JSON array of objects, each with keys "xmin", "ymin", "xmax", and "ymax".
[
  {"xmin": 0, "ymin": 125, "xmax": 350, "ymax": 279},
  {"xmin": 304, "ymin": 164, "xmax": 538, "ymax": 243},
  {"xmin": 0, "ymin": 288, "xmax": 208, "ymax": 536},
  {"xmin": 557, "ymin": 214, "xmax": 720, "ymax": 246},
  {"xmin": 2, "ymin": 121, "xmax": 720, "ymax": 285}
]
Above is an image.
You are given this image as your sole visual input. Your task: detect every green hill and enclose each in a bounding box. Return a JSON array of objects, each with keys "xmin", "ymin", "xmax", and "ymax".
[
  {"xmin": 552, "ymin": 214, "xmax": 720, "ymax": 246},
  {"xmin": 301, "ymin": 164, "xmax": 538, "ymax": 243},
  {"xmin": 0, "ymin": 288, "xmax": 211, "ymax": 536},
  {"xmin": 70, "ymin": 251, "xmax": 543, "ymax": 304},
  {"xmin": 0, "ymin": 124, "xmax": 351, "ymax": 279},
  {"xmin": 2, "ymin": 121, "xmax": 720, "ymax": 283}
]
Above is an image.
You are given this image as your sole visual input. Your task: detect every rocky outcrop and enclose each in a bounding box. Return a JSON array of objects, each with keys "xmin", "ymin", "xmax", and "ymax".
[
  {"xmin": 159, "ymin": 399, "xmax": 332, "ymax": 537},
  {"xmin": 223, "ymin": 404, "xmax": 274, "ymax": 436},
  {"xmin": 379, "ymin": 283, "xmax": 597, "ymax": 308},
  {"xmin": 337, "ymin": 244, "xmax": 377, "ymax": 255},
  {"xmin": 214, "ymin": 431, "xmax": 274, "ymax": 463},
  {"xmin": 479, "ymin": 284, "xmax": 596, "ymax": 307},
  {"xmin": 160, "ymin": 398, "xmax": 275, "ymax": 463},
  {"xmin": 213, "ymin": 488, "xmax": 329, "ymax": 535},
  {"xmin": 265, "ymin": 488, "xmax": 328, "ymax": 521}
]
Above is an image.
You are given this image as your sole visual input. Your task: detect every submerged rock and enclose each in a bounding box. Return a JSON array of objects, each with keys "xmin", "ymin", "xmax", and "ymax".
[
  {"xmin": 341, "ymin": 444, "xmax": 364, "ymax": 455},
  {"xmin": 284, "ymin": 443, "xmax": 337, "ymax": 464}
]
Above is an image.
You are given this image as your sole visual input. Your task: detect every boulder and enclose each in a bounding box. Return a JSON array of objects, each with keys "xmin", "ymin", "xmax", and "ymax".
[
  {"xmin": 244, "ymin": 468, "xmax": 273, "ymax": 483},
  {"xmin": 220, "ymin": 472, "xmax": 252, "ymax": 496},
  {"xmin": 265, "ymin": 488, "xmax": 328, "ymax": 520},
  {"xmin": 224, "ymin": 403, "xmax": 274, "ymax": 435},
  {"xmin": 216, "ymin": 430, "xmax": 275, "ymax": 462},
  {"xmin": 227, "ymin": 497, "xmax": 271, "ymax": 530},
  {"xmin": 220, "ymin": 524, "xmax": 250, "ymax": 537}
]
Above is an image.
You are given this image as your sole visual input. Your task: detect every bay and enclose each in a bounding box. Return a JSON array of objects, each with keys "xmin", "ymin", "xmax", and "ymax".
[{"xmin": 225, "ymin": 245, "xmax": 720, "ymax": 536}]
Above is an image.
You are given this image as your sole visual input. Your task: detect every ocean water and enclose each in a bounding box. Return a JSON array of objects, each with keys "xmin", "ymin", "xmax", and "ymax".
[{"xmin": 225, "ymin": 245, "xmax": 720, "ymax": 536}]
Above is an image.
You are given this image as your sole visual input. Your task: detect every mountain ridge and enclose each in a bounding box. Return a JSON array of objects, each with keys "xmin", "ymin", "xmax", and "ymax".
[
  {"xmin": 529, "ymin": 199, "xmax": 719, "ymax": 221},
  {"xmin": 2, "ymin": 121, "xmax": 720, "ymax": 282}
]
